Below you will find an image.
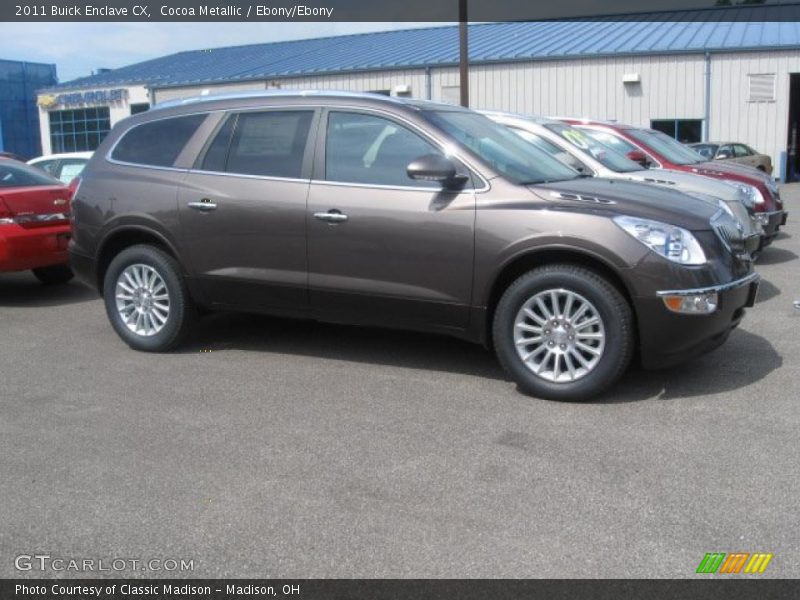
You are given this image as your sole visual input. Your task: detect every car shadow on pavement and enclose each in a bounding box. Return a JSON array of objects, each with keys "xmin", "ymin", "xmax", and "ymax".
[
  {"xmin": 0, "ymin": 273, "xmax": 97, "ymax": 307},
  {"xmin": 756, "ymin": 246, "xmax": 798, "ymax": 266},
  {"xmin": 595, "ymin": 328, "xmax": 782, "ymax": 403},
  {"xmin": 755, "ymin": 278, "xmax": 781, "ymax": 303},
  {"xmin": 183, "ymin": 312, "xmax": 506, "ymax": 380},
  {"xmin": 184, "ymin": 312, "xmax": 782, "ymax": 402}
]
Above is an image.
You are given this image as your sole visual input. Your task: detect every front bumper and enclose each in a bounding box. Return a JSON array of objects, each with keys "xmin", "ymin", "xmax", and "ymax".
[
  {"xmin": 756, "ymin": 210, "xmax": 787, "ymax": 242},
  {"xmin": 0, "ymin": 223, "xmax": 71, "ymax": 273},
  {"xmin": 637, "ymin": 272, "xmax": 759, "ymax": 369}
]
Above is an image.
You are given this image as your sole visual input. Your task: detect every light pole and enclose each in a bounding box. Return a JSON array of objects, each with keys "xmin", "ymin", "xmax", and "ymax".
[{"xmin": 459, "ymin": 0, "xmax": 469, "ymax": 107}]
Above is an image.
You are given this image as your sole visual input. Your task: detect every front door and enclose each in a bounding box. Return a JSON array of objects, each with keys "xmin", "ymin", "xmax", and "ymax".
[
  {"xmin": 178, "ymin": 109, "xmax": 317, "ymax": 314},
  {"xmin": 307, "ymin": 110, "xmax": 476, "ymax": 331}
]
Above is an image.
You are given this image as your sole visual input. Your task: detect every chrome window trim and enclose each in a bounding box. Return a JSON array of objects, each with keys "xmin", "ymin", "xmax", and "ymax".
[
  {"xmin": 656, "ymin": 272, "xmax": 759, "ymax": 297},
  {"xmin": 187, "ymin": 168, "xmax": 309, "ymax": 185},
  {"xmin": 308, "ymin": 178, "xmax": 478, "ymax": 195}
]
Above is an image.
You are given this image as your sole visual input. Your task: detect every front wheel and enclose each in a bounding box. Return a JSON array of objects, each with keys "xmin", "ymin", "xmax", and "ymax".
[
  {"xmin": 493, "ymin": 264, "xmax": 634, "ymax": 401},
  {"xmin": 103, "ymin": 245, "xmax": 195, "ymax": 352}
]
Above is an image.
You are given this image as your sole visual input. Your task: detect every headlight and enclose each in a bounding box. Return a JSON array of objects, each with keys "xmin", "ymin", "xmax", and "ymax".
[
  {"xmin": 735, "ymin": 183, "xmax": 764, "ymax": 206},
  {"xmin": 614, "ymin": 216, "xmax": 707, "ymax": 265}
]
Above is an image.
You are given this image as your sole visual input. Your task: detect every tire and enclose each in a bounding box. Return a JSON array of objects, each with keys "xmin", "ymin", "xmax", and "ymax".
[
  {"xmin": 32, "ymin": 264, "xmax": 74, "ymax": 285},
  {"xmin": 757, "ymin": 165, "xmax": 766, "ymax": 172},
  {"xmin": 493, "ymin": 264, "xmax": 634, "ymax": 401},
  {"xmin": 102, "ymin": 245, "xmax": 195, "ymax": 352}
]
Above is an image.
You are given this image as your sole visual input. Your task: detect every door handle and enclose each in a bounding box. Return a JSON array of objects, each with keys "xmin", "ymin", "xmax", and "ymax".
[
  {"xmin": 187, "ymin": 200, "xmax": 217, "ymax": 212},
  {"xmin": 314, "ymin": 210, "xmax": 348, "ymax": 223}
]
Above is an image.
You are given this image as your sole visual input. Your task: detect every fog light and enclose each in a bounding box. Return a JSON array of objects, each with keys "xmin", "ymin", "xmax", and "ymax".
[
  {"xmin": 662, "ymin": 293, "xmax": 719, "ymax": 314},
  {"xmin": 756, "ymin": 213, "xmax": 770, "ymax": 226}
]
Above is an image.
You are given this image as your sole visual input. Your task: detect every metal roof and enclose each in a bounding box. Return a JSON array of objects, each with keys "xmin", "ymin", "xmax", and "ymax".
[{"xmin": 45, "ymin": 4, "xmax": 800, "ymax": 92}]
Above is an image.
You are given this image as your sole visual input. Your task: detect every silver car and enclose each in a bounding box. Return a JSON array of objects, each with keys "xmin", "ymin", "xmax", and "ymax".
[{"xmin": 485, "ymin": 112, "xmax": 763, "ymax": 249}]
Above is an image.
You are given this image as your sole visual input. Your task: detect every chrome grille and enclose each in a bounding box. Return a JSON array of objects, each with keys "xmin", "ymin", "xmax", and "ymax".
[{"xmin": 711, "ymin": 210, "xmax": 747, "ymax": 256}]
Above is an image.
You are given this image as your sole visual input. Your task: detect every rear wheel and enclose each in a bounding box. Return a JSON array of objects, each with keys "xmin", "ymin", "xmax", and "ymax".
[
  {"xmin": 493, "ymin": 264, "xmax": 634, "ymax": 401},
  {"xmin": 103, "ymin": 245, "xmax": 195, "ymax": 352},
  {"xmin": 32, "ymin": 264, "xmax": 73, "ymax": 285}
]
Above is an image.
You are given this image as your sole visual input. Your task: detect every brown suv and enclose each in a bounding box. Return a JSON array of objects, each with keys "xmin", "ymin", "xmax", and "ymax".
[{"xmin": 69, "ymin": 92, "xmax": 759, "ymax": 400}]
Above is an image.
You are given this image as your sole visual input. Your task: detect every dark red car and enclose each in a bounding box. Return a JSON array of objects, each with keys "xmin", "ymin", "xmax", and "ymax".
[
  {"xmin": 0, "ymin": 158, "xmax": 73, "ymax": 284},
  {"xmin": 561, "ymin": 119, "xmax": 787, "ymax": 244}
]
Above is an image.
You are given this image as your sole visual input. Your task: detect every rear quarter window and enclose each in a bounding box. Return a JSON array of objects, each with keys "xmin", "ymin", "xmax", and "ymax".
[
  {"xmin": 0, "ymin": 161, "xmax": 62, "ymax": 188},
  {"xmin": 111, "ymin": 114, "xmax": 206, "ymax": 167}
]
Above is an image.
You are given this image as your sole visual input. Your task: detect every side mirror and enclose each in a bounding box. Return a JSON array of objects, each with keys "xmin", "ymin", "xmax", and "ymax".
[
  {"xmin": 407, "ymin": 154, "xmax": 468, "ymax": 188},
  {"xmin": 626, "ymin": 149, "xmax": 650, "ymax": 168},
  {"xmin": 717, "ymin": 153, "xmax": 730, "ymax": 159}
]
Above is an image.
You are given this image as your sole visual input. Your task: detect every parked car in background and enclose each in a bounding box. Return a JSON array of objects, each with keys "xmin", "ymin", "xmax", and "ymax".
[
  {"xmin": 485, "ymin": 112, "xmax": 762, "ymax": 254},
  {"xmin": 688, "ymin": 142, "xmax": 773, "ymax": 174},
  {"xmin": 70, "ymin": 92, "xmax": 759, "ymax": 401},
  {"xmin": 0, "ymin": 151, "xmax": 26, "ymax": 161},
  {"xmin": 28, "ymin": 152, "xmax": 93, "ymax": 184},
  {"xmin": 561, "ymin": 119, "xmax": 787, "ymax": 244},
  {"xmin": 0, "ymin": 158, "xmax": 73, "ymax": 284}
]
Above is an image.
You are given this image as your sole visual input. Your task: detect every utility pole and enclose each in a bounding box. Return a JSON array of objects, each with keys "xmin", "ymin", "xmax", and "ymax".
[{"xmin": 459, "ymin": 0, "xmax": 469, "ymax": 107}]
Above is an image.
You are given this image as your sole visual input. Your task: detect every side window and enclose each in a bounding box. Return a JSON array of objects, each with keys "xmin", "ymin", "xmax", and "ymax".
[
  {"xmin": 325, "ymin": 111, "xmax": 443, "ymax": 188},
  {"xmin": 33, "ymin": 160, "xmax": 57, "ymax": 175},
  {"xmin": 58, "ymin": 160, "xmax": 87, "ymax": 183},
  {"xmin": 223, "ymin": 111, "xmax": 313, "ymax": 178},
  {"xmin": 734, "ymin": 144, "xmax": 751, "ymax": 157},
  {"xmin": 111, "ymin": 114, "xmax": 206, "ymax": 167},
  {"xmin": 718, "ymin": 144, "xmax": 734, "ymax": 158}
]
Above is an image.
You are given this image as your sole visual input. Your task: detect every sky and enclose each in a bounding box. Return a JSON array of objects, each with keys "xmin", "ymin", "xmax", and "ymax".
[{"xmin": 0, "ymin": 22, "xmax": 442, "ymax": 83}]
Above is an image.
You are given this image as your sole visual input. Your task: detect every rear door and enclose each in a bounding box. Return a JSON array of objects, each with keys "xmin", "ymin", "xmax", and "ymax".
[
  {"xmin": 306, "ymin": 109, "xmax": 476, "ymax": 330},
  {"xmin": 177, "ymin": 108, "xmax": 317, "ymax": 314}
]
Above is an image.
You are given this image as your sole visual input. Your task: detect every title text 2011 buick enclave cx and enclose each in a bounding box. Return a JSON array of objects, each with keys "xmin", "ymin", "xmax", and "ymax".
[{"xmin": 69, "ymin": 92, "xmax": 759, "ymax": 400}]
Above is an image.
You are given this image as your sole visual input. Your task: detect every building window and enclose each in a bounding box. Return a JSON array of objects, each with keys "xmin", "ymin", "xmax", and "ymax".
[
  {"xmin": 130, "ymin": 103, "xmax": 150, "ymax": 115},
  {"xmin": 650, "ymin": 119, "xmax": 702, "ymax": 144},
  {"xmin": 49, "ymin": 107, "xmax": 111, "ymax": 153}
]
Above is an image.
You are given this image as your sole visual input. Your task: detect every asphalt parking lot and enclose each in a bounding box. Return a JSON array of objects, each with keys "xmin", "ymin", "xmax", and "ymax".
[{"xmin": 1, "ymin": 186, "xmax": 798, "ymax": 579}]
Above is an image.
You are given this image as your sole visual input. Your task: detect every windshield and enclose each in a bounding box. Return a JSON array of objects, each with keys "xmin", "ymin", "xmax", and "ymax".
[
  {"xmin": 424, "ymin": 111, "xmax": 581, "ymax": 185},
  {"xmin": 0, "ymin": 160, "xmax": 62, "ymax": 188},
  {"xmin": 628, "ymin": 128, "xmax": 707, "ymax": 165},
  {"xmin": 543, "ymin": 123, "xmax": 641, "ymax": 173}
]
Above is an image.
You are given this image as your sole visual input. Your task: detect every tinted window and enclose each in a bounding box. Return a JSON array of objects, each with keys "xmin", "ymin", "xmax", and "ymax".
[
  {"xmin": 224, "ymin": 111, "xmax": 313, "ymax": 178},
  {"xmin": 325, "ymin": 112, "xmax": 442, "ymax": 187},
  {"xmin": 0, "ymin": 161, "xmax": 61, "ymax": 188},
  {"xmin": 111, "ymin": 114, "xmax": 206, "ymax": 167}
]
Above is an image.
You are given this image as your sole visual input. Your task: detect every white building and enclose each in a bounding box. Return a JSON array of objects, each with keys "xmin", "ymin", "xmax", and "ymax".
[{"xmin": 36, "ymin": 6, "xmax": 800, "ymax": 180}]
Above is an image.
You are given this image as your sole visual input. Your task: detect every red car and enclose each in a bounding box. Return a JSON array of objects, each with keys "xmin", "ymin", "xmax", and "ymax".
[
  {"xmin": 0, "ymin": 158, "xmax": 74, "ymax": 284},
  {"xmin": 560, "ymin": 119, "xmax": 788, "ymax": 244}
]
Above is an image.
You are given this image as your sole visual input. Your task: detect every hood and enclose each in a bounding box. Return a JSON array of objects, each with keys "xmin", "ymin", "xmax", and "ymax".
[
  {"xmin": 691, "ymin": 160, "xmax": 772, "ymax": 183},
  {"xmin": 621, "ymin": 168, "xmax": 745, "ymax": 206},
  {"xmin": 528, "ymin": 177, "xmax": 717, "ymax": 231}
]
